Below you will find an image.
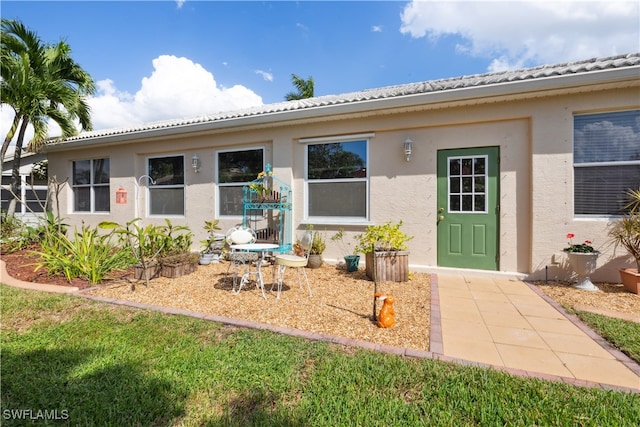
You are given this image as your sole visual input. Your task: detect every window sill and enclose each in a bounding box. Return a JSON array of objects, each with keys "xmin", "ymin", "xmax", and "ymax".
[{"xmin": 301, "ymin": 218, "xmax": 373, "ymax": 227}]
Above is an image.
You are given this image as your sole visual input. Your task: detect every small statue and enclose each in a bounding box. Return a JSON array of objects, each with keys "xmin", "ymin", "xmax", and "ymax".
[{"xmin": 374, "ymin": 292, "xmax": 395, "ymax": 328}]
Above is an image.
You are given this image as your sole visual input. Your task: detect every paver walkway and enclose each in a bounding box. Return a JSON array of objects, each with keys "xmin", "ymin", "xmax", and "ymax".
[{"xmin": 431, "ymin": 273, "xmax": 640, "ymax": 391}]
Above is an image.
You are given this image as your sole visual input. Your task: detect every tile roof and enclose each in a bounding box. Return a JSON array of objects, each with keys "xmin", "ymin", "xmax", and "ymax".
[{"xmin": 54, "ymin": 53, "xmax": 640, "ymax": 144}]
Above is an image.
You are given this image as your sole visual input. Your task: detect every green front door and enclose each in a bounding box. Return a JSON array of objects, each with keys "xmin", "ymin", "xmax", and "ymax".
[{"xmin": 437, "ymin": 147, "xmax": 499, "ymax": 270}]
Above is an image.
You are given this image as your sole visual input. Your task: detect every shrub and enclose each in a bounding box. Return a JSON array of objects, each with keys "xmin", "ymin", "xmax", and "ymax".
[
  {"xmin": 35, "ymin": 225, "xmax": 133, "ymax": 284},
  {"xmin": 354, "ymin": 220, "xmax": 413, "ymax": 253}
]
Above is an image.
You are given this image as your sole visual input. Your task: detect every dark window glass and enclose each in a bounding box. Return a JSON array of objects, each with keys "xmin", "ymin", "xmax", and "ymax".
[
  {"xmin": 218, "ymin": 149, "xmax": 264, "ymax": 184},
  {"xmin": 217, "ymin": 149, "xmax": 264, "ymax": 216},
  {"xmin": 306, "ymin": 140, "xmax": 368, "ymax": 219},
  {"xmin": 72, "ymin": 158, "xmax": 110, "ymax": 212},
  {"xmin": 307, "ymin": 141, "xmax": 367, "ymax": 180},
  {"xmin": 573, "ymin": 110, "xmax": 640, "ymax": 215}
]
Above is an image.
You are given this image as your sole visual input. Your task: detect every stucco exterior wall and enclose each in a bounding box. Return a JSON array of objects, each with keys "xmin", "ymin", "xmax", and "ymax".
[{"xmin": 46, "ymin": 85, "xmax": 639, "ymax": 282}]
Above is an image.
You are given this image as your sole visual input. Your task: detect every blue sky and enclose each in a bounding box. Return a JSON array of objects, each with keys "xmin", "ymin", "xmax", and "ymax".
[{"xmin": 2, "ymin": 0, "xmax": 639, "ymax": 141}]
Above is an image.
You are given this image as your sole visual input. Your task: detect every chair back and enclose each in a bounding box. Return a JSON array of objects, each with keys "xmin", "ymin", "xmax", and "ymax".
[
  {"xmin": 226, "ymin": 226, "xmax": 257, "ymax": 245},
  {"xmin": 299, "ymin": 230, "xmax": 314, "ymax": 260}
]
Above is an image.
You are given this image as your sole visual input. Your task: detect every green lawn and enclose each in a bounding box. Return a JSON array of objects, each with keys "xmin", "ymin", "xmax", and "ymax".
[
  {"xmin": 1, "ymin": 285, "xmax": 639, "ymax": 426},
  {"xmin": 574, "ymin": 310, "xmax": 640, "ymax": 363}
]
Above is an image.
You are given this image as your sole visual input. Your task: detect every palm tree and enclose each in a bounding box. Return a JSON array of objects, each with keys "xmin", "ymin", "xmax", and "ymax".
[
  {"xmin": 284, "ymin": 74, "xmax": 314, "ymax": 101},
  {"xmin": 1, "ymin": 19, "xmax": 95, "ymax": 215}
]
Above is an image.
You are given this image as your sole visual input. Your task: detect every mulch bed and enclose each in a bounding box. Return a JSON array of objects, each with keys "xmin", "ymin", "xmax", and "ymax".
[
  {"xmin": 534, "ymin": 280, "xmax": 640, "ymax": 318},
  {"xmin": 1, "ymin": 247, "xmax": 133, "ymax": 290},
  {"xmin": 3, "ymin": 248, "xmax": 639, "ymax": 349},
  {"xmin": 1, "ymin": 249, "xmax": 431, "ymax": 351}
]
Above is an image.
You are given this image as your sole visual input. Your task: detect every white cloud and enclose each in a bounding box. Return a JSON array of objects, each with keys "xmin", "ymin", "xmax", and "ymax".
[
  {"xmin": 123, "ymin": 55, "xmax": 263, "ymax": 126},
  {"xmin": 400, "ymin": 0, "xmax": 640, "ymax": 71},
  {"xmin": 1, "ymin": 55, "xmax": 264, "ymax": 144},
  {"xmin": 176, "ymin": 0, "xmax": 185, "ymax": 9},
  {"xmin": 255, "ymin": 69, "xmax": 274, "ymax": 82},
  {"xmin": 372, "ymin": 25, "xmax": 383, "ymax": 32}
]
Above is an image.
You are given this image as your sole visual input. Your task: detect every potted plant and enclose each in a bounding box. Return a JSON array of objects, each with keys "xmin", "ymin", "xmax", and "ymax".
[
  {"xmin": 306, "ymin": 225, "xmax": 326, "ymax": 269},
  {"xmin": 563, "ymin": 233, "xmax": 599, "ymax": 291},
  {"xmin": 331, "ymin": 228, "xmax": 360, "ymax": 272},
  {"xmin": 248, "ymin": 169, "xmax": 278, "ymax": 202},
  {"xmin": 155, "ymin": 220, "xmax": 197, "ymax": 278},
  {"xmin": 607, "ymin": 187, "xmax": 640, "ymax": 294},
  {"xmin": 99, "ymin": 218, "xmax": 167, "ymax": 288},
  {"xmin": 199, "ymin": 220, "xmax": 224, "ymax": 265},
  {"xmin": 354, "ymin": 220, "xmax": 413, "ymax": 282}
]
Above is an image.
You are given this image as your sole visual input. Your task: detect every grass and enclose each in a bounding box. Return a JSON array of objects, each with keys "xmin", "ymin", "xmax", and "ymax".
[
  {"xmin": 1, "ymin": 285, "xmax": 639, "ymax": 426},
  {"xmin": 574, "ymin": 311, "xmax": 640, "ymax": 363}
]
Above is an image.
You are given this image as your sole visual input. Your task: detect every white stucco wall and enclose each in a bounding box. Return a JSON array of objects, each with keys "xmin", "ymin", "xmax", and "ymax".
[{"xmin": 46, "ymin": 85, "xmax": 639, "ymax": 282}]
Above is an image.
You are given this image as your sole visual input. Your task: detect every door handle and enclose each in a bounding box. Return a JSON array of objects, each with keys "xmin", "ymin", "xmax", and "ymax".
[{"xmin": 438, "ymin": 215, "xmax": 445, "ymax": 221}]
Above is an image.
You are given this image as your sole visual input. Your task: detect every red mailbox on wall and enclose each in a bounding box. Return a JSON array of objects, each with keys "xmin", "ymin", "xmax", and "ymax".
[{"xmin": 116, "ymin": 186, "xmax": 127, "ymax": 204}]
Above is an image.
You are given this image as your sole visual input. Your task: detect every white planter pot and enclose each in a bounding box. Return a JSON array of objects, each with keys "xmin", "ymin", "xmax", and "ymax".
[
  {"xmin": 567, "ymin": 252, "xmax": 599, "ymax": 291},
  {"xmin": 199, "ymin": 253, "xmax": 216, "ymax": 265}
]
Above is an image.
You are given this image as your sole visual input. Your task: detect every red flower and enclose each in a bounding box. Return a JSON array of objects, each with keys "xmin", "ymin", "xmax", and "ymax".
[
  {"xmin": 585, "ymin": 240, "xmax": 592, "ymax": 244},
  {"xmin": 566, "ymin": 233, "xmax": 575, "ymax": 239}
]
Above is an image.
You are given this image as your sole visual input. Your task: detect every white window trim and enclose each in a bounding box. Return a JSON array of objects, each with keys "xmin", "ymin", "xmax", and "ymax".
[
  {"xmin": 1, "ymin": 175, "xmax": 48, "ymax": 215},
  {"xmin": 147, "ymin": 154, "xmax": 186, "ymax": 218},
  {"xmin": 215, "ymin": 146, "xmax": 265, "ymax": 218},
  {"xmin": 573, "ymin": 109, "xmax": 640, "ymax": 218},
  {"xmin": 301, "ymin": 135, "xmax": 372, "ymax": 224}
]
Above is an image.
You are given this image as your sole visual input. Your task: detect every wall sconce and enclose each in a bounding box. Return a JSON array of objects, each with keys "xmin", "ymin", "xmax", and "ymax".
[
  {"xmin": 191, "ymin": 154, "xmax": 200, "ymax": 173},
  {"xmin": 404, "ymin": 137, "xmax": 413, "ymax": 162}
]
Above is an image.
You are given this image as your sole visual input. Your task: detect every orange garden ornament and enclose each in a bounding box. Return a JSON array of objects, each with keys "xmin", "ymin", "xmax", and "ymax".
[{"xmin": 374, "ymin": 292, "xmax": 396, "ymax": 328}]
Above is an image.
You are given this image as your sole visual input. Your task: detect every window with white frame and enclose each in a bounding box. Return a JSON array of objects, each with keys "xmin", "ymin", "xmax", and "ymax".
[
  {"xmin": 148, "ymin": 155, "xmax": 185, "ymax": 216},
  {"xmin": 217, "ymin": 148, "xmax": 264, "ymax": 216},
  {"xmin": 574, "ymin": 110, "xmax": 640, "ymax": 216},
  {"xmin": 306, "ymin": 138, "xmax": 368, "ymax": 219},
  {"xmin": 72, "ymin": 158, "xmax": 110, "ymax": 212},
  {"xmin": 1, "ymin": 175, "xmax": 48, "ymax": 214}
]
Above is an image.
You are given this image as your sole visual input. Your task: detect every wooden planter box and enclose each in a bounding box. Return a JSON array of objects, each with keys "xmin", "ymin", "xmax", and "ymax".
[
  {"xmin": 161, "ymin": 261, "xmax": 198, "ymax": 278},
  {"xmin": 365, "ymin": 251, "xmax": 409, "ymax": 282},
  {"xmin": 134, "ymin": 262, "xmax": 161, "ymax": 281},
  {"xmin": 160, "ymin": 254, "xmax": 199, "ymax": 278}
]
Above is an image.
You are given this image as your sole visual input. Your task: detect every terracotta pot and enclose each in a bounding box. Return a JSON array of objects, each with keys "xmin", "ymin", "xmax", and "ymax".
[
  {"xmin": 619, "ymin": 268, "xmax": 640, "ymax": 294},
  {"xmin": 567, "ymin": 252, "xmax": 599, "ymax": 291}
]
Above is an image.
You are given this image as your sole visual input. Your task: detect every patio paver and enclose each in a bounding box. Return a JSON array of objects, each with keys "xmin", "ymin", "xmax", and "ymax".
[{"xmin": 433, "ymin": 273, "xmax": 640, "ymax": 391}]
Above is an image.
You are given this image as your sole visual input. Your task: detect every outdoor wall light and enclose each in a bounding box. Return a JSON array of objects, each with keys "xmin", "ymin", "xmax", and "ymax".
[
  {"xmin": 404, "ymin": 137, "xmax": 413, "ymax": 162},
  {"xmin": 192, "ymin": 154, "xmax": 200, "ymax": 173}
]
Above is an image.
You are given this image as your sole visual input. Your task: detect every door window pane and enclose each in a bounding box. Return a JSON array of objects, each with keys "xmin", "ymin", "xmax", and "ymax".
[{"xmin": 448, "ymin": 155, "xmax": 488, "ymax": 213}]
